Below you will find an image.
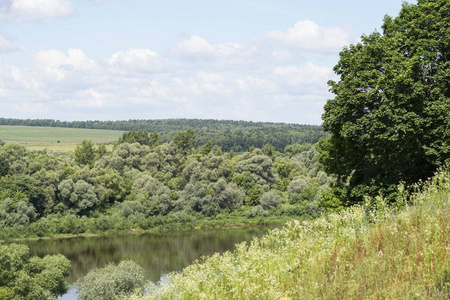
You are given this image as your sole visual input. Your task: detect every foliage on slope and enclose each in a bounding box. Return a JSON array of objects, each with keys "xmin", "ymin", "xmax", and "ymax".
[{"xmin": 132, "ymin": 170, "xmax": 450, "ymax": 299}]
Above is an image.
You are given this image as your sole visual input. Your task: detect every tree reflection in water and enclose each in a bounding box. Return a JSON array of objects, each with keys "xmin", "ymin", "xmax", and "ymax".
[{"xmin": 19, "ymin": 226, "xmax": 275, "ymax": 283}]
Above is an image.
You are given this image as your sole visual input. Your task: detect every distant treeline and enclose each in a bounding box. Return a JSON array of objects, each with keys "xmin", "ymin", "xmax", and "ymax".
[{"xmin": 0, "ymin": 118, "xmax": 325, "ymax": 152}]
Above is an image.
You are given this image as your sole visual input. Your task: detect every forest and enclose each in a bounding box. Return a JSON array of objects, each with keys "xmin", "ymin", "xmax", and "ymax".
[
  {"xmin": 0, "ymin": 118, "xmax": 325, "ymax": 152},
  {"xmin": 0, "ymin": 129, "xmax": 331, "ymax": 239}
]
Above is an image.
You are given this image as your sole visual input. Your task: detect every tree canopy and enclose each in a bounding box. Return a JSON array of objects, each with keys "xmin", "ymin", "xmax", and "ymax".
[
  {"xmin": 319, "ymin": 0, "xmax": 450, "ymax": 206},
  {"xmin": 0, "ymin": 243, "xmax": 70, "ymax": 300}
]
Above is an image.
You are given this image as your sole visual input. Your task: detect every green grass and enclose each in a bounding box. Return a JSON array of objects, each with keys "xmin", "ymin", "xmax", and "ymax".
[
  {"xmin": 0, "ymin": 125, "xmax": 124, "ymax": 151},
  {"xmin": 132, "ymin": 171, "xmax": 450, "ymax": 300}
]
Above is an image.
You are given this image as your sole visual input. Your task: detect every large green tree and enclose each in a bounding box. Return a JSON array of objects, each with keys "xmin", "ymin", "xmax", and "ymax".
[
  {"xmin": 0, "ymin": 243, "xmax": 70, "ymax": 300},
  {"xmin": 74, "ymin": 140, "xmax": 95, "ymax": 167},
  {"xmin": 118, "ymin": 129, "xmax": 161, "ymax": 148},
  {"xmin": 319, "ymin": 0, "xmax": 450, "ymax": 206}
]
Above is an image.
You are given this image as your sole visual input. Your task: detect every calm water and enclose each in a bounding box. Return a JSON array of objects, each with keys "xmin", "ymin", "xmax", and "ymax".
[{"xmin": 15, "ymin": 226, "xmax": 276, "ymax": 299}]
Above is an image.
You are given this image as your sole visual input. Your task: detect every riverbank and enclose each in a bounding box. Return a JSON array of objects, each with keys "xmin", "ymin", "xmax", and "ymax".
[
  {"xmin": 0, "ymin": 214, "xmax": 303, "ymax": 242},
  {"xmin": 15, "ymin": 224, "xmax": 281, "ymax": 286},
  {"xmin": 132, "ymin": 170, "xmax": 450, "ymax": 300}
]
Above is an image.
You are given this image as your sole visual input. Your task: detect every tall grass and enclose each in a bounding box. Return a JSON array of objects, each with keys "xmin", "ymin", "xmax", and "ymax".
[{"xmin": 133, "ymin": 170, "xmax": 450, "ymax": 299}]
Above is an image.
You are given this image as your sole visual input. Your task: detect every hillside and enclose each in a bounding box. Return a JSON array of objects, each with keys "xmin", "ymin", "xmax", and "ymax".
[
  {"xmin": 131, "ymin": 170, "xmax": 450, "ymax": 299},
  {"xmin": 0, "ymin": 118, "xmax": 325, "ymax": 152}
]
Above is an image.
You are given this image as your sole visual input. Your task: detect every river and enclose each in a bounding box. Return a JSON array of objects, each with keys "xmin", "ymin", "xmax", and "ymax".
[{"xmin": 16, "ymin": 226, "xmax": 276, "ymax": 299}]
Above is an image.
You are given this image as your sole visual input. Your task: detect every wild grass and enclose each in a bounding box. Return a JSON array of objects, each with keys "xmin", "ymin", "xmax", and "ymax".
[
  {"xmin": 0, "ymin": 125, "xmax": 123, "ymax": 151},
  {"xmin": 133, "ymin": 170, "xmax": 450, "ymax": 299}
]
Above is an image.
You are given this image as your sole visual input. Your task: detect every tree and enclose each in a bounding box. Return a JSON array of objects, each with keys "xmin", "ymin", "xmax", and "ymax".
[
  {"xmin": 0, "ymin": 175, "xmax": 45, "ymax": 217},
  {"xmin": 174, "ymin": 129, "xmax": 196, "ymax": 155},
  {"xmin": 0, "ymin": 190, "xmax": 36, "ymax": 228},
  {"xmin": 96, "ymin": 144, "xmax": 107, "ymax": 159},
  {"xmin": 0, "ymin": 243, "xmax": 70, "ymax": 300},
  {"xmin": 319, "ymin": 0, "xmax": 450, "ymax": 205},
  {"xmin": 210, "ymin": 179, "xmax": 244, "ymax": 212},
  {"xmin": 129, "ymin": 174, "xmax": 172, "ymax": 215},
  {"xmin": 58, "ymin": 179, "xmax": 98, "ymax": 214},
  {"xmin": 118, "ymin": 130, "xmax": 161, "ymax": 148},
  {"xmin": 0, "ymin": 152, "xmax": 9, "ymax": 177},
  {"xmin": 75, "ymin": 140, "xmax": 95, "ymax": 166},
  {"xmin": 260, "ymin": 191, "xmax": 281, "ymax": 210}
]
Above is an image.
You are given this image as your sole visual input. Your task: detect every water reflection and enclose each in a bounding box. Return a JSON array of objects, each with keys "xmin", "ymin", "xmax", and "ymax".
[{"xmin": 20, "ymin": 226, "xmax": 275, "ymax": 284}]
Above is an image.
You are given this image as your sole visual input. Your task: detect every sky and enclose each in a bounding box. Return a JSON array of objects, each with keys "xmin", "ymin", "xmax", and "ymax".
[{"xmin": 0, "ymin": 0, "xmax": 411, "ymax": 125}]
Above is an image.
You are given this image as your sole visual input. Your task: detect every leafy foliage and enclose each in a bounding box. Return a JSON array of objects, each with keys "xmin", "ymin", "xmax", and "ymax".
[
  {"xmin": 132, "ymin": 169, "xmax": 450, "ymax": 300},
  {"xmin": 0, "ymin": 127, "xmax": 331, "ymax": 238},
  {"xmin": 0, "ymin": 118, "xmax": 325, "ymax": 152},
  {"xmin": 118, "ymin": 130, "xmax": 161, "ymax": 148},
  {"xmin": 77, "ymin": 260, "xmax": 146, "ymax": 300},
  {"xmin": 74, "ymin": 140, "xmax": 95, "ymax": 167},
  {"xmin": 0, "ymin": 243, "xmax": 70, "ymax": 300},
  {"xmin": 319, "ymin": 0, "xmax": 450, "ymax": 205}
]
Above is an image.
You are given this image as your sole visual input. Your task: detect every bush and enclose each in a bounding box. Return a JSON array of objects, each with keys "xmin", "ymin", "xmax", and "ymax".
[
  {"xmin": 259, "ymin": 191, "xmax": 281, "ymax": 210},
  {"xmin": 0, "ymin": 244, "xmax": 70, "ymax": 300},
  {"xmin": 245, "ymin": 205, "xmax": 268, "ymax": 218},
  {"xmin": 77, "ymin": 260, "xmax": 146, "ymax": 300}
]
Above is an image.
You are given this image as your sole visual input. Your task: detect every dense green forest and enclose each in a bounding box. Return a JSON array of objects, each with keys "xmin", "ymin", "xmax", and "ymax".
[
  {"xmin": 0, "ymin": 129, "xmax": 331, "ymax": 239},
  {"xmin": 0, "ymin": 118, "xmax": 325, "ymax": 152}
]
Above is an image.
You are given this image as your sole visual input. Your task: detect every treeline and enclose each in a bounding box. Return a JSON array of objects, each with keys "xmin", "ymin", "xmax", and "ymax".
[
  {"xmin": 0, "ymin": 118, "xmax": 325, "ymax": 152},
  {"xmin": 0, "ymin": 130, "xmax": 332, "ymax": 239}
]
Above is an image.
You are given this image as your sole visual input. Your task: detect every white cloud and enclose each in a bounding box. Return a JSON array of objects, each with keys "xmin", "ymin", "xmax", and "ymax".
[
  {"xmin": 272, "ymin": 50, "xmax": 292, "ymax": 62},
  {"xmin": 107, "ymin": 48, "xmax": 168, "ymax": 73},
  {"xmin": 0, "ymin": 0, "xmax": 73, "ymax": 22},
  {"xmin": 177, "ymin": 35, "xmax": 257, "ymax": 61},
  {"xmin": 10, "ymin": 66, "xmax": 39, "ymax": 89},
  {"xmin": 236, "ymin": 76, "xmax": 278, "ymax": 93},
  {"xmin": 58, "ymin": 89, "xmax": 111, "ymax": 108},
  {"xmin": 274, "ymin": 63, "xmax": 332, "ymax": 87},
  {"xmin": 0, "ymin": 35, "xmax": 20, "ymax": 52},
  {"xmin": 266, "ymin": 20, "xmax": 353, "ymax": 52},
  {"xmin": 33, "ymin": 48, "xmax": 99, "ymax": 82},
  {"xmin": 0, "ymin": 18, "xmax": 346, "ymax": 124}
]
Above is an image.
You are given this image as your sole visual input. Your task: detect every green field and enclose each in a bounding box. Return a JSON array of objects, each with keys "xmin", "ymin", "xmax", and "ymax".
[{"xmin": 0, "ymin": 125, "xmax": 125, "ymax": 151}]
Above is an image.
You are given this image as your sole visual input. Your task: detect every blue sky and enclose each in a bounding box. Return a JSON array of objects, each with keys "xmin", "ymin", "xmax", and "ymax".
[{"xmin": 0, "ymin": 0, "xmax": 411, "ymax": 124}]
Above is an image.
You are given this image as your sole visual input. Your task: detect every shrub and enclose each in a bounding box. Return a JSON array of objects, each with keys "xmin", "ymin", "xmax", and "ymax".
[
  {"xmin": 0, "ymin": 243, "xmax": 70, "ymax": 300},
  {"xmin": 77, "ymin": 260, "xmax": 146, "ymax": 300},
  {"xmin": 245, "ymin": 205, "xmax": 268, "ymax": 218},
  {"xmin": 259, "ymin": 191, "xmax": 281, "ymax": 210}
]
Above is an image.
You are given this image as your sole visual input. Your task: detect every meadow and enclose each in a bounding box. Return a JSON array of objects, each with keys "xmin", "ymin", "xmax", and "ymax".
[
  {"xmin": 0, "ymin": 125, "xmax": 124, "ymax": 151},
  {"xmin": 131, "ymin": 170, "xmax": 450, "ymax": 300}
]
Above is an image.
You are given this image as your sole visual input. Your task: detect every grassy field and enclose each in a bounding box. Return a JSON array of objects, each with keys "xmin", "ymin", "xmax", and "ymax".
[
  {"xmin": 0, "ymin": 125, "xmax": 124, "ymax": 151},
  {"xmin": 132, "ymin": 171, "xmax": 450, "ymax": 300}
]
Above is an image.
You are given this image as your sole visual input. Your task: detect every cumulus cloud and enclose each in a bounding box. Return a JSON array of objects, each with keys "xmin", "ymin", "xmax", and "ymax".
[
  {"xmin": 177, "ymin": 35, "xmax": 258, "ymax": 61},
  {"xmin": 236, "ymin": 76, "xmax": 278, "ymax": 93},
  {"xmin": 0, "ymin": 18, "xmax": 348, "ymax": 124},
  {"xmin": 0, "ymin": 0, "xmax": 73, "ymax": 22},
  {"xmin": 266, "ymin": 20, "xmax": 353, "ymax": 52},
  {"xmin": 107, "ymin": 48, "xmax": 168, "ymax": 73},
  {"xmin": 273, "ymin": 63, "xmax": 332, "ymax": 87},
  {"xmin": 58, "ymin": 89, "xmax": 111, "ymax": 108},
  {"xmin": 33, "ymin": 48, "xmax": 99, "ymax": 82}
]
